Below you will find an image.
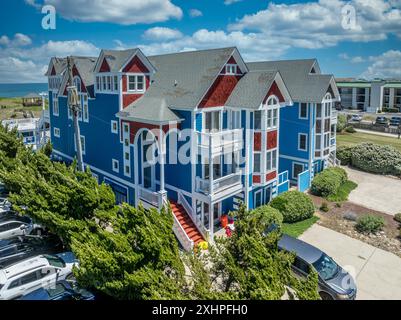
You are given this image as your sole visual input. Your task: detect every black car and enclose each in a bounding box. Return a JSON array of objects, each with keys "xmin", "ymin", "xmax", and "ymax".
[
  {"xmin": 0, "ymin": 211, "xmax": 31, "ymax": 224},
  {"xmin": 278, "ymin": 234, "xmax": 357, "ymax": 300},
  {"xmin": 0, "ymin": 234, "xmax": 64, "ymax": 268},
  {"xmin": 390, "ymin": 117, "xmax": 401, "ymax": 126},
  {"xmin": 375, "ymin": 116, "xmax": 389, "ymax": 126}
]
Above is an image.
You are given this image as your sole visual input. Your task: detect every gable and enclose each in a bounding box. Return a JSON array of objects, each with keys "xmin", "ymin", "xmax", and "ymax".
[
  {"xmin": 199, "ymin": 74, "xmax": 241, "ymax": 108},
  {"xmin": 123, "ymin": 55, "xmax": 149, "ymax": 73},
  {"xmin": 263, "ymin": 81, "xmax": 285, "ymax": 104},
  {"xmin": 63, "ymin": 65, "xmax": 87, "ymax": 95},
  {"xmin": 50, "ymin": 65, "xmax": 56, "ymax": 76},
  {"xmin": 99, "ymin": 58, "xmax": 111, "ymax": 72},
  {"xmin": 220, "ymin": 56, "xmax": 244, "ymax": 75}
]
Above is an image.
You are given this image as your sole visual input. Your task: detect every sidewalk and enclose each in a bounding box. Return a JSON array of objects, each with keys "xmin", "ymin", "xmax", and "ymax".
[{"xmin": 355, "ymin": 128, "xmax": 400, "ymax": 138}]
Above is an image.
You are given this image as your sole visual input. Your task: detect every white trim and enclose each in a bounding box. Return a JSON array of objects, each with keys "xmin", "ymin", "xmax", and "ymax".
[
  {"xmin": 292, "ymin": 162, "xmax": 305, "ymax": 180},
  {"xmin": 53, "ymin": 127, "xmax": 60, "ymax": 138},
  {"xmin": 279, "ymin": 154, "xmax": 309, "ymax": 163},
  {"xmin": 103, "ymin": 177, "xmax": 130, "ymax": 204},
  {"xmin": 126, "ymin": 74, "xmax": 146, "ymax": 93},
  {"xmin": 111, "ymin": 120, "xmax": 118, "ymax": 134},
  {"xmin": 254, "ymin": 189, "xmax": 263, "ymax": 208},
  {"xmin": 298, "ymin": 133, "xmax": 308, "ymax": 152},
  {"xmin": 299, "ymin": 102, "xmax": 308, "ymax": 120},
  {"xmin": 112, "ymin": 159, "xmax": 119, "ymax": 173}
]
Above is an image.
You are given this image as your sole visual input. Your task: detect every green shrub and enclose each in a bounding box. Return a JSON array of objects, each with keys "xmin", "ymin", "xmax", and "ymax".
[
  {"xmin": 311, "ymin": 167, "xmax": 348, "ymax": 198},
  {"xmin": 355, "ymin": 215, "xmax": 385, "ymax": 234},
  {"xmin": 337, "ymin": 114, "xmax": 347, "ymax": 132},
  {"xmin": 337, "ymin": 146, "xmax": 353, "ymax": 166},
  {"xmin": 250, "ymin": 205, "xmax": 283, "ymax": 230},
  {"xmin": 320, "ymin": 202, "xmax": 329, "ymax": 212},
  {"xmin": 326, "ymin": 180, "xmax": 358, "ymax": 202},
  {"xmin": 350, "ymin": 143, "xmax": 401, "ymax": 176},
  {"xmin": 394, "ymin": 213, "xmax": 401, "ymax": 224},
  {"xmin": 345, "ymin": 126, "xmax": 356, "ymax": 133},
  {"xmin": 382, "ymin": 107, "xmax": 399, "ymax": 113},
  {"xmin": 270, "ymin": 191, "xmax": 315, "ymax": 223}
]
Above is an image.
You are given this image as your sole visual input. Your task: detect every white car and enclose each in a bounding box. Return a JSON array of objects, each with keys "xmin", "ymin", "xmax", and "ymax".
[
  {"xmin": 0, "ymin": 198, "xmax": 11, "ymax": 214},
  {"xmin": 0, "ymin": 218, "xmax": 38, "ymax": 240},
  {"xmin": 351, "ymin": 114, "xmax": 362, "ymax": 122},
  {"xmin": 0, "ymin": 252, "xmax": 78, "ymax": 300}
]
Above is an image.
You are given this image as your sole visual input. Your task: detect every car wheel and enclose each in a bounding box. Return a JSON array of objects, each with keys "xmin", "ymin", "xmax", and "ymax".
[{"xmin": 319, "ymin": 292, "xmax": 334, "ymax": 300}]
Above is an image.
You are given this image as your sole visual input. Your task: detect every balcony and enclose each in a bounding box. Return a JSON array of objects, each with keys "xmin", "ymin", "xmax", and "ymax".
[
  {"xmin": 137, "ymin": 187, "xmax": 165, "ymax": 210},
  {"xmin": 195, "ymin": 171, "xmax": 243, "ymax": 201},
  {"xmin": 197, "ymin": 129, "xmax": 243, "ymax": 157}
]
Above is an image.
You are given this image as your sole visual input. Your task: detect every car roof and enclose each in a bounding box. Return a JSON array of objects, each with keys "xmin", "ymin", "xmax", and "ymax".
[
  {"xmin": 1, "ymin": 255, "xmax": 48, "ymax": 280},
  {"xmin": 278, "ymin": 234, "xmax": 323, "ymax": 263}
]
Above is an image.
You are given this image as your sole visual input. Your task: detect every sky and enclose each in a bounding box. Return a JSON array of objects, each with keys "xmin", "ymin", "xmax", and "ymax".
[{"xmin": 0, "ymin": 0, "xmax": 400, "ymax": 83}]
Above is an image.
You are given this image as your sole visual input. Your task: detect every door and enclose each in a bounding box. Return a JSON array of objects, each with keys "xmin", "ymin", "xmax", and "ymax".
[
  {"xmin": 6, "ymin": 270, "xmax": 40, "ymax": 300},
  {"xmin": 141, "ymin": 133, "xmax": 156, "ymax": 191},
  {"xmin": 213, "ymin": 203, "xmax": 221, "ymax": 227}
]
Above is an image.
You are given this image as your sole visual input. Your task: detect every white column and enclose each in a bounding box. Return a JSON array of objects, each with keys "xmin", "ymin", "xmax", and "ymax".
[
  {"xmin": 352, "ymin": 87, "xmax": 357, "ymax": 109},
  {"xmin": 209, "ymin": 201, "xmax": 214, "ymax": 243},
  {"xmin": 389, "ymin": 88, "xmax": 395, "ymax": 109},
  {"xmin": 209, "ymin": 135, "xmax": 214, "ymax": 195},
  {"xmin": 159, "ymin": 127, "xmax": 165, "ymax": 192}
]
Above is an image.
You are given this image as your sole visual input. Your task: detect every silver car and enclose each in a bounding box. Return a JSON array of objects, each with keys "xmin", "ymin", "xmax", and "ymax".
[{"xmin": 278, "ymin": 234, "xmax": 357, "ymax": 300}]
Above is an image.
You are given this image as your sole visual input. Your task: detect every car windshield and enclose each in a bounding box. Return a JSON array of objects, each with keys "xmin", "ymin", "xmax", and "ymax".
[
  {"xmin": 312, "ymin": 254, "xmax": 339, "ymax": 281},
  {"xmin": 44, "ymin": 255, "xmax": 65, "ymax": 268}
]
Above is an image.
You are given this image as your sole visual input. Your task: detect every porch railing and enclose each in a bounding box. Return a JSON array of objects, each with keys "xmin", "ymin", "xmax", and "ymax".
[
  {"xmin": 172, "ymin": 213, "xmax": 194, "ymax": 251},
  {"xmin": 197, "ymin": 128, "xmax": 243, "ymax": 155},
  {"xmin": 195, "ymin": 171, "xmax": 242, "ymax": 195},
  {"xmin": 138, "ymin": 187, "xmax": 161, "ymax": 208}
]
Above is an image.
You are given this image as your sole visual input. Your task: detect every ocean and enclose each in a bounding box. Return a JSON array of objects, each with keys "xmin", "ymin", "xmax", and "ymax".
[{"xmin": 0, "ymin": 83, "xmax": 48, "ymax": 98}]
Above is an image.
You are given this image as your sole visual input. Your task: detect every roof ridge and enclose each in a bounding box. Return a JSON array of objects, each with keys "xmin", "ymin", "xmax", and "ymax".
[{"xmin": 148, "ymin": 46, "xmax": 236, "ymax": 58}]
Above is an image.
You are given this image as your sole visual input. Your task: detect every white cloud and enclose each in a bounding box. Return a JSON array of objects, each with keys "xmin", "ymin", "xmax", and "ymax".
[
  {"xmin": 339, "ymin": 53, "xmax": 365, "ymax": 63},
  {"xmin": 224, "ymin": 0, "xmax": 243, "ymax": 5},
  {"xmin": 339, "ymin": 53, "xmax": 350, "ymax": 60},
  {"xmin": 350, "ymin": 56, "xmax": 365, "ymax": 63},
  {"xmin": 0, "ymin": 33, "xmax": 32, "ymax": 47},
  {"xmin": 360, "ymin": 50, "xmax": 401, "ymax": 79},
  {"xmin": 26, "ymin": 0, "xmax": 183, "ymax": 25},
  {"xmin": 229, "ymin": 0, "xmax": 401, "ymax": 49},
  {"xmin": 143, "ymin": 27, "xmax": 183, "ymax": 41},
  {"xmin": 189, "ymin": 9, "xmax": 203, "ymax": 17},
  {"xmin": 0, "ymin": 38, "xmax": 99, "ymax": 83}
]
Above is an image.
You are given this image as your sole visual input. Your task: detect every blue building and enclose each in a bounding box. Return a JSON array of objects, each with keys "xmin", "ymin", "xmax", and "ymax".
[{"xmin": 46, "ymin": 47, "xmax": 338, "ymax": 250}]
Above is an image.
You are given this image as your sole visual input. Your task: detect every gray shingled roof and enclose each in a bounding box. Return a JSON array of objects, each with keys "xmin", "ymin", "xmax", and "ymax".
[
  {"xmin": 72, "ymin": 56, "xmax": 97, "ymax": 97},
  {"xmin": 45, "ymin": 57, "xmax": 67, "ymax": 76},
  {"xmin": 100, "ymin": 49, "xmax": 139, "ymax": 72},
  {"xmin": 247, "ymin": 59, "xmax": 336, "ymax": 103},
  {"xmin": 225, "ymin": 70, "xmax": 278, "ymax": 109},
  {"xmin": 117, "ymin": 97, "xmax": 182, "ymax": 123},
  {"xmin": 117, "ymin": 47, "xmax": 237, "ymax": 122}
]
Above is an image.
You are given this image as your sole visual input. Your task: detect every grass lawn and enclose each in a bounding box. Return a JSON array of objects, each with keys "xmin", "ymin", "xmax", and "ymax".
[
  {"xmin": 326, "ymin": 180, "xmax": 358, "ymax": 202},
  {"xmin": 337, "ymin": 132, "xmax": 401, "ymax": 153},
  {"xmin": 282, "ymin": 216, "xmax": 319, "ymax": 238},
  {"xmin": 0, "ymin": 97, "xmax": 45, "ymax": 121}
]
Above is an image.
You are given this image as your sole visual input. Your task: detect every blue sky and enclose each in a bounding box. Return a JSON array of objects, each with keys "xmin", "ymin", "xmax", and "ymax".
[{"xmin": 0, "ymin": 0, "xmax": 400, "ymax": 83}]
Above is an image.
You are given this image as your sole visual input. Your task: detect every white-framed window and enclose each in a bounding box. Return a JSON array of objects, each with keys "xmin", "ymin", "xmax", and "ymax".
[
  {"xmin": 53, "ymin": 127, "xmax": 60, "ymax": 138},
  {"xmin": 225, "ymin": 64, "xmax": 237, "ymax": 75},
  {"xmin": 230, "ymin": 110, "xmax": 241, "ymax": 129},
  {"xmin": 298, "ymin": 133, "xmax": 308, "ymax": 151},
  {"xmin": 299, "ymin": 103, "xmax": 308, "ymax": 119},
  {"xmin": 112, "ymin": 159, "xmax": 119, "ymax": 173},
  {"xmin": 254, "ymin": 110, "xmax": 262, "ymax": 130},
  {"xmin": 266, "ymin": 149, "xmax": 277, "ymax": 172},
  {"xmin": 52, "ymin": 93, "xmax": 59, "ymax": 116},
  {"xmin": 292, "ymin": 162, "xmax": 305, "ymax": 180},
  {"xmin": 254, "ymin": 190, "xmax": 263, "ymax": 208},
  {"xmin": 74, "ymin": 135, "xmax": 86, "ymax": 155},
  {"xmin": 74, "ymin": 76, "xmax": 81, "ymax": 93},
  {"xmin": 102, "ymin": 76, "xmax": 106, "ymax": 91},
  {"xmin": 83, "ymin": 95, "xmax": 89, "ymax": 122},
  {"xmin": 253, "ymin": 152, "xmax": 261, "ymax": 173},
  {"xmin": 266, "ymin": 108, "xmax": 278, "ymax": 129},
  {"xmin": 315, "ymin": 134, "xmax": 321, "ymax": 151},
  {"xmin": 316, "ymin": 103, "xmax": 322, "ymax": 118},
  {"xmin": 125, "ymin": 165, "xmax": 130, "ymax": 176},
  {"xmin": 114, "ymin": 76, "xmax": 118, "ymax": 91},
  {"xmin": 324, "ymin": 133, "xmax": 330, "ymax": 149},
  {"xmin": 107, "ymin": 76, "xmax": 112, "ymax": 91},
  {"xmin": 128, "ymin": 75, "xmax": 145, "ymax": 92},
  {"xmin": 111, "ymin": 120, "xmax": 118, "ymax": 134}
]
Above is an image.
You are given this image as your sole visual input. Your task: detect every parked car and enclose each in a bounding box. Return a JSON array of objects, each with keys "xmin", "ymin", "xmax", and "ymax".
[
  {"xmin": 375, "ymin": 116, "xmax": 389, "ymax": 126},
  {"xmin": 0, "ymin": 235, "xmax": 64, "ymax": 269},
  {"xmin": 350, "ymin": 114, "xmax": 362, "ymax": 122},
  {"xmin": 19, "ymin": 280, "xmax": 94, "ymax": 300},
  {"xmin": 278, "ymin": 234, "xmax": 357, "ymax": 300},
  {"xmin": 0, "ymin": 198, "xmax": 11, "ymax": 214},
  {"xmin": 0, "ymin": 252, "xmax": 78, "ymax": 300},
  {"xmin": 0, "ymin": 217, "xmax": 42, "ymax": 240},
  {"xmin": 389, "ymin": 117, "xmax": 401, "ymax": 127}
]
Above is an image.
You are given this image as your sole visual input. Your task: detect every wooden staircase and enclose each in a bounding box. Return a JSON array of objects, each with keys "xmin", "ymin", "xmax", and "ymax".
[{"xmin": 170, "ymin": 201, "xmax": 204, "ymax": 247}]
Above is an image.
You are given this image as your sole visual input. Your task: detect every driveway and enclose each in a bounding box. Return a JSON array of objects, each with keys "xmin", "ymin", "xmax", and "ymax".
[
  {"xmin": 345, "ymin": 166, "xmax": 401, "ymax": 216},
  {"xmin": 300, "ymin": 224, "xmax": 401, "ymax": 300}
]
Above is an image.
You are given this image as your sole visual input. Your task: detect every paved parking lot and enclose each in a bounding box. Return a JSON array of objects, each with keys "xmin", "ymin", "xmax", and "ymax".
[
  {"xmin": 300, "ymin": 224, "xmax": 401, "ymax": 300},
  {"xmin": 345, "ymin": 167, "xmax": 401, "ymax": 216}
]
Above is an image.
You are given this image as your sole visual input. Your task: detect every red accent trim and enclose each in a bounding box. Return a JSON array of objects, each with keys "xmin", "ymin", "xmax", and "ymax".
[
  {"xmin": 227, "ymin": 56, "xmax": 237, "ymax": 64},
  {"xmin": 199, "ymin": 74, "xmax": 241, "ymax": 108},
  {"xmin": 266, "ymin": 171, "xmax": 277, "ymax": 182},
  {"xmin": 253, "ymin": 175, "xmax": 261, "ymax": 184},
  {"xmin": 263, "ymin": 81, "xmax": 285, "ymax": 104},
  {"xmin": 254, "ymin": 132, "xmax": 261, "ymax": 151},
  {"xmin": 99, "ymin": 58, "xmax": 111, "ymax": 72},
  {"xmin": 123, "ymin": 55, "xmax": 149, "ymax": 73},
  {"xmin": 123, "ymin": 95, "xmax": 142, "ymax": 108},
  {"xmin": 267, "ymin": 130, "xmax": 278, "ymax": 150}
]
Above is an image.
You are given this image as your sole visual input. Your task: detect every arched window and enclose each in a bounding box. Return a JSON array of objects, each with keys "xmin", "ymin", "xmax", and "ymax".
[
  {"xmin": 267, "ymin": 96, "xmax": 279, "ymax": 106},
  {"xmin": 73, "ymin": 76, "xmax": 81, "ymax": 93}
]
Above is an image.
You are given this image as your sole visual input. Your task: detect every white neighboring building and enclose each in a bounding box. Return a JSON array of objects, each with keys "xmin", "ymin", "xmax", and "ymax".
[
  {"xmin": 336, "ymin": 78, "xmax": 401, "ymax": 113},
  {"xmin": 1, "ymin": 110, "xmax": 50, "ymax": 151}
]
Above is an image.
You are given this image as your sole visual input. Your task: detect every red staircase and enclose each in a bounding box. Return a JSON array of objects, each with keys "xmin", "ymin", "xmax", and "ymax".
[{"xmin": 170, "ymin": 201, "xmax": 204, "ymax": 247}]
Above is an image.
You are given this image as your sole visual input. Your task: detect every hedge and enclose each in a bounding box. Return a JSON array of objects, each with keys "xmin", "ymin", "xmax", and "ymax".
[
  {"xmin": 355, "ymin": 215, "xmax": 385, "ymax": 234},
  {"xmin": 337, "ymin": 114, "xmax": 347, "ymax": 133},
  {"xmin": 311, "ymin": 167, "xmax": 348, "ymax": 198},
  {"xmin": 269, "ymin": 191, "xmax": 315, "ymax": 223},
  {"xmin": 337, "ymin": 146, "xmax": 353, "ymax": 165}
]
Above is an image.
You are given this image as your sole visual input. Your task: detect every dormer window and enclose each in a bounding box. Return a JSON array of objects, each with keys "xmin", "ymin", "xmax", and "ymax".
[
  {"xmin": 128, "ymin": 75, "xmax": 145, "ymax": 92},
  {"xmin": 74, "ymin": 76, "xmax": 81, "ymax": 92},
  {"xmin": 226, "ymin": 64, "xmax": 237, "ymax": 75}
]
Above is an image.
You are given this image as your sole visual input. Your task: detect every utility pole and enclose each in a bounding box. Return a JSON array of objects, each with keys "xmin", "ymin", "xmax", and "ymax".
[{"xmin": 66, "ymin": 56, "xmax": 84, "ymax": 172}]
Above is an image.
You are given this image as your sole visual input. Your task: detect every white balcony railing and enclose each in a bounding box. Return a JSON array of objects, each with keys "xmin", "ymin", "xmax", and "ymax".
[
  {"xmin": 138, "ymin": 187, "xmax": 162, "ymax": 209},
  {"xmin": 172, "ymin": 212, "xmax": 194, "ymax": 251},
  {"xmin": 197, "ymin": 129, "xmax": 243, "ymax": 156},
  {"xmin": 196, "ymin": 171, "xmax": 242, "ymax": 195}
]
